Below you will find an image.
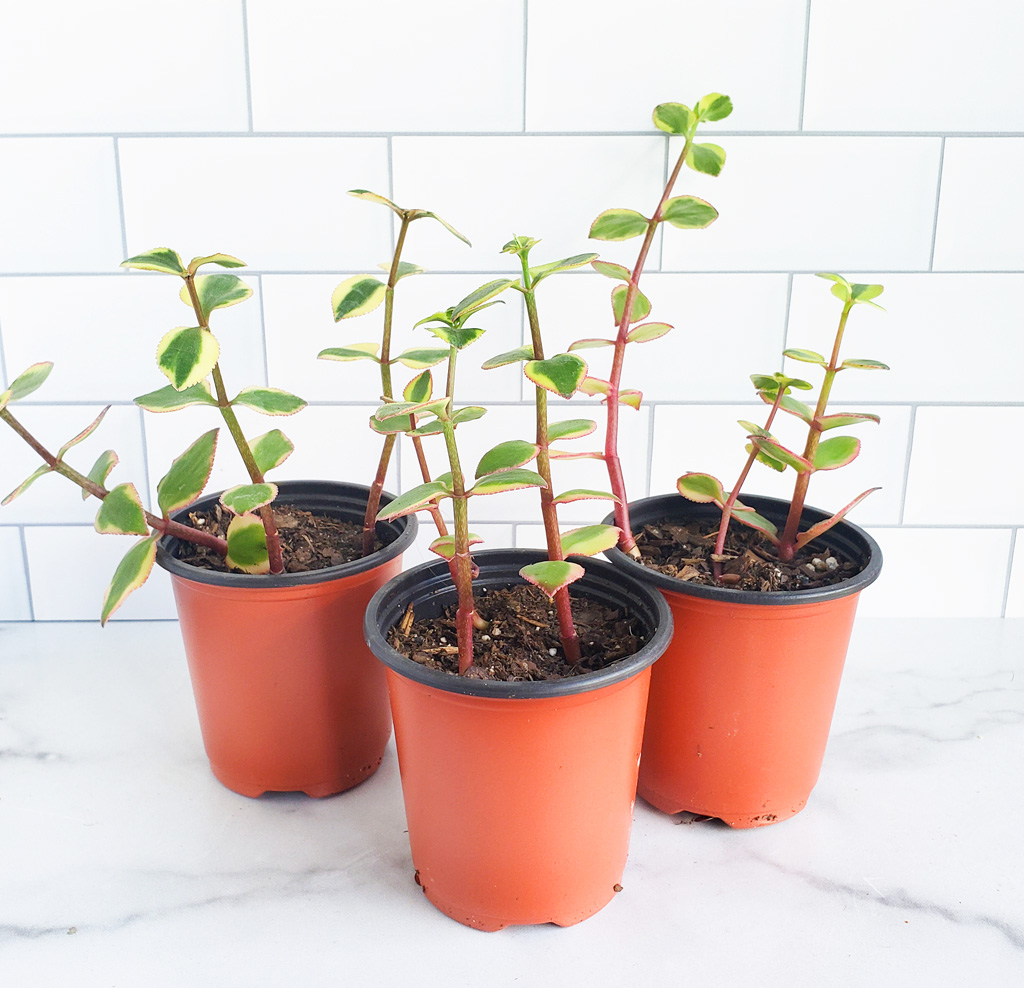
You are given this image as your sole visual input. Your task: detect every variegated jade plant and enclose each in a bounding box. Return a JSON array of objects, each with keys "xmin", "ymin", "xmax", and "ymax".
[
  {"xmin": 585, "ymin": 92, "xmax": 733, "ymax": 558},
  {"xmin": 480, "ymin": 235, "xmax": 622, "ymax": 663},
  {"xmin": 677, "ymin": 273, "xmax": 888, "ymax": 579},
  {"xmin": 127, "ymin": 249, "xmax": 307, "ymax": 576},
  {"xmin": 318, "ymin": 190, "xmax": 472, "ymax": 556},
  {"xmin": 0, "ymin": 360, "xmax": 229, "ymax": 622}
]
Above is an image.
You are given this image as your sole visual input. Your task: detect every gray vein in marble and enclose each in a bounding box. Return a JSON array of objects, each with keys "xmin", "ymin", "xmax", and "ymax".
[{"xmin": 750, "ymin": 853, "xmax": 1024, "ymax": 951}]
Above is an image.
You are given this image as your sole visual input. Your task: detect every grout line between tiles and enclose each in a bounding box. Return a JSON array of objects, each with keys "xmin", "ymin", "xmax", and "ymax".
[
  {"xmin": 0, "ymin": 311, "xmax": 9, "ymax": 387},
  {"xmin": 781, "ymin": 272, "xmax": 795, "ymax": 357},
  {"xmin": 643, "ymin": 406, "xmax": 655, "ymax": 500},
  {"xmin": 656, "ymin": 137, "xmax": 669, "ymax": 270},
  {"xmin": 1000, "ymin": 528, "xmax": 1017, "ymax": 618},
  {"xmin": 137, "ymin": 405, "xmax": 154, "ymax": 509},
  {"xmin": 112, "ymin": 138, "xmax": 129, "ymax": 260},
  {"xmin": 897, "ymin": 405, "xmax": 917, "ymax": 525},
  {"xmin": 241, "ymin": 0, "xmax": 255, "ymax": 132},
  {"xmin": 255, "ymin": 274, "xmax": 271, "ymax": 387},
  {"xmin": 928, "ymin": 137, "xmax": 946, "ymax": 271},
  {"xmin": 387, "ymin": 136, "xmax": 396, "ymax": 255},
  {"xmin": 18, "ymin": 526, "xmax": 36, "ymax": 621},
  {"xmin": 4, "ymin": 130, "xmax": 1022, "ymax": 139},
  {"xmin": 797, "ymin": 0, "xmax": 813, "ymax": 130},
  {"xmin": 521, "ymin": 0, "xmax": 529, "ymax": 132}
]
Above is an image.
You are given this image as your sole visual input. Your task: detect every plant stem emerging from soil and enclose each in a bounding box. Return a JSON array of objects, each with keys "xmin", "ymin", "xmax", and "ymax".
[{"xmin": 183, "ymin": 273, "xmax": 283, "ymax": 573}]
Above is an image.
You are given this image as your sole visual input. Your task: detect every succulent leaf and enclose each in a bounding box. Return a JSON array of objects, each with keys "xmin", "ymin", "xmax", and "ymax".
[
  {"xmin": 794, "ymin": 488, "xmax": 880, "ymax": 550},
  {"xmin": 134, "ymin": 381, "xmax": 218, "ymax": 412},
  {"xmin": 187, "ymin": 253, "xmax": 246, "ymax": 274},
  {"xmin": 817, "ymin": 412, "xmax": 881, "ymax": 431},
  {"xmin": 427, "ymin": 325, "xmax": 486, "ymax": 349},
  {"xmin": 662, "ymin": 195, "xmax": 719, "ymax": 230},
  {"xmin": 695, "ymin": 93, "xmax": 733, "ymax": 121},
  {"xmin": 375, "ymin": 481, "xmax": 450, "ymax": 521},
  {"xmin": 100, "ymin": 535, "xmax": 159, "ymax": 625},
  {"xmin": 762, "ymin": 390, "xmax": 814, "ymax": 424},
  {"xmin": 589, "ymin": 208, "xmax": 649, "ymax": 241},
  {"xmin": 676, "ymin": 472, "xmax": 727, "ymax": 505},
  {"xmin": 590, "ymin": 259, "xmax": 631, "ymax": 281},
  {"xmin": 611, "ymin": 284, "xmax": 651, "ymax": 324},
  {"xmin": 5, "ymin": 361, "xmax": 54, "ymax": 403},
  {"xmin": 180, "ymin": 274, "xmax": 253, "ymax": 321},
  {"xmin": 783, "ymin": 348, "xmax": 827, "ymax": 366},
  {"xmin": 524, "ymin": 354, "xmax": 588, "ymax": 398},
  {"xmin": 403, "ymin": 370, "xmax": 433, "ymax": 403},
  {"xmin": 94, "ymin": 483, "xmax": 149, "ymax": 535},
  {"xmin": 2, "ymin": 464, "xmax": 54, "ymax": 505},
  {"xmin": 57, "ymin": 406, "xmax": 110, "ymax": 460},
  {"xmin": 528, "ymin": 252, "xmax": 599, "ymax": 285},
  {"xmin": 82, "ymin": 449, "xmax": 118, "ymax": 499},
  {"xmin": 349, "ymin": 188, "xmax": 404, "ymax": 214},
  {"xmin": 121, "ymin": 248, "xmax": 186, "ymax": 276},
  {"xmin": 156, "ymin": 326, "xmax": 220, "ymax": 391},
  {"xmin": 686, "ymin": 142, "xmax": 726, "ymax": 176},
  {"xmin": 519, "ymin": 560, "xmax": 585, "ymax": 599},
  {"xmin": 414, "ymin": 210, "xmax": 472, "ymax": 246},
  {"xmin": 378, "ymin": 260, "xmax": 425, "ymax": 281},
  {"xmin": 567, "ymin": 338, "xmax": 614, "ymax": 351},
  {"xmin": 475, "ymin": 440, "xmax": 540, "ymax": 478},
  {"xmin": 156, "ymin": 428, "xmax": 219, "ymax": 516},
  {"xmin": 730, "ymin": 506, "xmax": 779, "ymax": 543},
  {"xmin": 560, "ymin": 524, "xmax": 622, "ymax": 557},
  {"xmin": 750, "ymin": 436, "xmax": 813, "ymax": 473},
  {"xmin": 249, "ymin": 429, "xmax": 294, "ymax": 474},
  {"xmin": 652, "ymin": 102, "xmax": 696, "ymax": 135},
  {"xmin": 393, "ymin": 347, "xmax": 449, "ymax": 368},
  {"xmin": 221, "ymin": 482, "xmax": 278, "ymax": 515},
  {"xmin": 369, "ymin": 412, "xmax": 415, "ymax": 435},
  {"xmin": 469, "ymin": 468, "xmax": 547, "ymax": 496},
  {"xmin": 549, "ymin": 418, "xmax": 597, "ymax": 441},
  {"xmin": 332, "ymin": 275, "xmax": 386, "ymax": 320},
  {"xmin": 839, "ymin": 358, "xmax": 890, "ymax": 371},
  {"xmin": 225, "ymin": 514, "xmax": 269, "ymax": 574},
  {"xmin": 626, "ymin": 322, "xmax": 672, "ymax": 344},
  {"xmin": 550, "ymin": 488, "xmax": 618, "ymax": 505},
  {"xmin": 450, "ymin": 279, "xmax": 516, "ymax": 320},
  {"xmin": 428, "ymin": 532, "xmax": 483, "ymax": 560},
  {"xmin": 451, "ymin": 406, "xmax": 486, "ymax": 425},
  {"xmin": 481, "ymin": 344, "xmax": 534, "ymax": 369},
  {"xmin": 812, "ymin": 435, "xmax": 861, "ymax": 471},
  {"xmin": 318, "ymin": 342, "xmax": 381, "ymax": 363},
  {"xmin": 232, "ymin": 386, "xmax": 307, "ymax": 415}
]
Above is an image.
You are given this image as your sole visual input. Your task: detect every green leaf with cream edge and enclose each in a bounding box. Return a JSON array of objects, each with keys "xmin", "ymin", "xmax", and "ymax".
[
  {"xmin": 156, "ymin": 429, "xmax": 219, "ymax": 516},
  {"xmin": 469, "ymin": 468, "xmax": 547, "ymax": 496},
  {"xmin": 94, "ymin": 483, "xmax": 149, "ymax": 535},
  {"xmin": 249, "ymin": 430, "xmax": 293, "ymax": 474},
  {"xmin": 179, "ymin": 274, "xmax": 252, "ymax": 321},
  {"xmin": 560, "ymin": 525, "xmax": 622, "ymax": 557},
  {"xmin": 121, "ymin": 248, "xmax": 186, "ymax": 277},
  {"xmin": 429, "ymin": 532, "xmax": 484, "ymax": 561},
  {"xmin": 475, "ymin": 440, "xmax": 540, "ymax": 478},
  {"xmin": 589, "ymin": 209, "xmax": 649, "ymax": 242},
  {"xmin": 232, "ymin": 387, "xmax": 306, "ymax": 415},
  {"xmin": 221, "ymin": 483, "xmax": 278, "ymax": 515},
  {"xmin": 156, "ymin": 326, "xmax": 220, "ymax": 391},
  {"xmin": 1, "ymin": 361, "xmax": 54, "ymax": 409},
  {"xmin": 332, "ymin": 276, "xmax": 387, "ymax": 320},
  {"xmin": 135, "ymin": 381, "xmax": 219, "ymax": 412},
  {"xmin": 82, "ymin": 449, "xmax": 118, "ymax": 500},
  {"xmin": 519, "ymin": 560, "xmax": 586, "ymax": 599},
  {"xmin": 101, "ymin": 536, "xmax": 159, "ymax": 625},
  {"xmin": 524, "ymin": 354, "xmax": 588, "ymax": 398},
  {"xmin": 375, "ymin": 481, "xmax": 451, "ymax": 521},
  {"xmin": 318, "ymin": 342, "xmax": 381, "ymax": 363},
  {"xmin": 226, "ymin": 514, "xmax": 269, "ymax": 574}
]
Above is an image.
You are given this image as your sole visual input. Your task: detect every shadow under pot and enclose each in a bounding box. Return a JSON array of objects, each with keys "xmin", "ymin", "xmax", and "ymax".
[
  {"xmin": 603, "ymin": 494, "xmax": 881, "ymax": 829},
  {"xmin": 364, "ymin": 549, "xmax": 672, "ymax": 932},
  {"xmin": 156, "ymin": 480, "xmax": 417, "ymax": 798}
]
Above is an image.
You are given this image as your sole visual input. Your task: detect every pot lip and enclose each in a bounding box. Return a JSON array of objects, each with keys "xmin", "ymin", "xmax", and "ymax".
[
  {"xmin": 603, "ymin": 493, "xmax": 882, "ymax": 606},
  {"xmin": 364, "ymin": 548, "xmax": 673, "ymax": 700},
  {"xmin": 155, "ymin": 479, "xmax": 417, "ymax": 588}
]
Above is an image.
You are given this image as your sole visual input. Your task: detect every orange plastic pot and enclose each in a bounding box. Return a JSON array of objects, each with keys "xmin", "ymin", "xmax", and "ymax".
[
  {"xmin": 157, "ymin": 481, "xmax": 416, "ymax": 798},
  {"xmin": 605, "ymin": 495, "xmax": 881, "ymax": 828},
  {"xmin": 364, "ymin": 549, "xmax": 671, "ymax": 931}
]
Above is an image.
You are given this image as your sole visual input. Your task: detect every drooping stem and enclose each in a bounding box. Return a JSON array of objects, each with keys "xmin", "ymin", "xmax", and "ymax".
[
  {"xmin": 777, "ymin": 300, "xmax": 854, "ymax": 561},
  {"xmin": 1, "ymin": 407, "xmax": 228, "ymax": 554},
  {"xmin": 604, "ymin": 135, "xmax": 694, "ymax": 558},
  {"xmin": 184, "ymin": 274, "xmax": 284, "ymax": 573},
  {"xmin": 521, "ymin": 256, "xmax": 580, "ymax": 663},
  {"xmin": 712, "ymin": 388, "xmax": 786, "ymax": 582}
]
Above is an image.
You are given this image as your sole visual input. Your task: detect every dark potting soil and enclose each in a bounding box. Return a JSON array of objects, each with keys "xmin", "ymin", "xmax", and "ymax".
[
  {"xmin": 174, "ymin": 503, "xmax": 380, "ymax": 573},
  {"xmin": 387, "ymin": 584, "xmax": 646, "ymax": 682},
  {"xmin": 635, "ymin": 518, "xmax": 864, "ymax": 592}
]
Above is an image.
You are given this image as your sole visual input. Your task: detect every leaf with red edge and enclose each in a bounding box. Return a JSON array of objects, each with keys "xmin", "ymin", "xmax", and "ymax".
[
  {"xmin": 591, "ymin": 259, "xmax": 631, "ymax": 281},
  {"xmin": 761, "ymin": 389, "xmax": 813, "ymax": 424},
  {"xmin": 560, "ymin": 524, "xmax": 621, "ymax": 557},
  {"xmin": 375, "ymin": 481, "xmax": 450, "ymax": 521},
  {"xmin": 428, "ymin": 532, "xmax": 483, "ymax": 560},
  {"xmin": 817, "ymin": 412, "xmax": 881, "ymax": 431},
  {"xmin": 469, "ymin": 468, "xmax": 547, "ymax": 496},
  {"xmin": 550, "ymin": 488, "xmax": 618, "ymax": 505},
  {"xmin": 626, "ymin": 322, "xmax": 672, "ymax": 344},
  {"xmin": 57, "ymin": 406, "xmax": 110, "ymax": 460},
  {"xmin": 519, "ymin": 560, "xmax": 586, "ymax": 598},
  {"xmin": 567, "ymin": 338, "xmax": 614, "ymax": 351},
  {"xmin": 677, "ymin": 473, "xmax": 726, "ymax": 505},
  {"xmin": 578, "ymin": 376, "xmax": 610, "ymax": 397},
  {"xmin": 100, "ymin": 535, "xmax": 159, "ymax": 625},
  {"xmin": 731, "ymin": 506, "xmax": 780, "ymax": 544},
  {"xmin": 749, "ymin": 436, "xmax": 813, "ymax": 473},
  {"xmin": 619, "ymin": 390, "xmax": 642, "ymax": 410},
  {"xmin": 611, "ymin": 284, "xmax": 651, "ymax": 324},
  {"xmin": 794, "ymin": 488, "xmax": 880, "ymax": 550}
]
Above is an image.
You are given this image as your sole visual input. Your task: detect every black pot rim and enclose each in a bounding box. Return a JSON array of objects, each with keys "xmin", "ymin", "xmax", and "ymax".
[
  {"xmin": 155, "ymin": 479, "xmax": 417, "ymax": 588},
  {"xmin": 603, "ymin": 493, "xmax": 882, "ymax": 606},
  {"xmin": 364, "ymin": 548, "xmax": 673, "ymax": 699}
]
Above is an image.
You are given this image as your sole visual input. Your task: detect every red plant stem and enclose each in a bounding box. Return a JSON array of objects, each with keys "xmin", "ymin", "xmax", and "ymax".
[
  {"xmin": 777, "ymin": 299, "xmax": 854, "ymax": 561},
  {"xmin": 183, "ymin": 274, "xmax": 284, "ymax": 573},
  {"xmin": 604, "ymin": 135, "xmax": 694, "ymax": 558},
  {"xmin": 521, "ymin": 259, "xmax": 580, "ymax": 663},
  {"xmin": 712, "ymin": 389, "xmax": 786, "ymax": 582},
  {"xmin": 1, "ymin": 407, "xmax": 228, "ymax": 554},
  {"xmin": 362, "ymin": 214, "xmax": 413, "ymax": 555},
  {"xmin": 410, "ymin": 417, "xmax": 450, "ymax": 539}
]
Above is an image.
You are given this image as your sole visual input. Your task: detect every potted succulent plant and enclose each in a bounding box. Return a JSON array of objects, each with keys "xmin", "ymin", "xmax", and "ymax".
[
  {"xmin": 0, "ymin": 248, "xmax": 418, "ymax": 798},
  {"xmin": 360, "ymin": 238, "xmax": 672, "ymax": 931},
  {"xmin": 602, "ymin": 260, "xmax": 886, "ymax": 827}
]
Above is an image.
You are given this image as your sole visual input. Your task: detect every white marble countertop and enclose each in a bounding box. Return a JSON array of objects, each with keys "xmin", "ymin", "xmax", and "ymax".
[{"xmin": 2, "ymin": 618, "xmax": 1022, "ymax": 986}]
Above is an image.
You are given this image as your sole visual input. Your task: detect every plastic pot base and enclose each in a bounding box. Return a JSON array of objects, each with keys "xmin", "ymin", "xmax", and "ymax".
[
  {"xmin": 209, "ymin": 753, "xmax": 384, "ymax": 800},
  {"xmin": 637, "ymin": 782, "xmax": 808, "ymax": 829}
]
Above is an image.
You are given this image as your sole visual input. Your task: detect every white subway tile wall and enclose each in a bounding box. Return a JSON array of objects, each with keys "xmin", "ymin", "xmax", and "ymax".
[{"xmin": 0, "ymin": 1, "xmax": 1020, "ymax": 621}]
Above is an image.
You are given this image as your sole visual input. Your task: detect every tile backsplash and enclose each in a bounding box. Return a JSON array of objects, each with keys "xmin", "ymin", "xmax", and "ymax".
[{"xmin": 1, "ymin": 0, "xmax": 1020, "ymax": 620}]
